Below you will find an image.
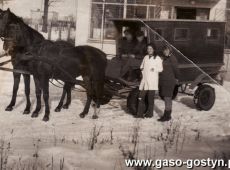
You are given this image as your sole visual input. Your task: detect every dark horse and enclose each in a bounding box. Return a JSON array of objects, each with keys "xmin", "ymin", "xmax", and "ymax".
[
  {"xmin": 0, "ymin": 9, "xmax": 109, "ymax": 121},
  {"xmin": 0, "ymin": 9, "xmax": 44, "ymax": 114},
  {"xmin": 0, "ymin": 9, "xmax": 75, "ymax": 114}
]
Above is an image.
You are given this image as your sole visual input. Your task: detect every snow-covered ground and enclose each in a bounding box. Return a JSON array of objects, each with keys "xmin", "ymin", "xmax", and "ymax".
[
  {"xmin": 0, "ymin": 55, "xmax": 229, "ymax": 170},
  {"xmin": 0, "ymin": 36, "xmax": 229, "ymax": 169}
]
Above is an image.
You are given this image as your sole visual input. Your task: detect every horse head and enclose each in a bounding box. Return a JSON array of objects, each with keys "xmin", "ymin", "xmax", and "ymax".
[
  {"xmin": 0, "ymin": 8, "xmax": 11, "ymax": 37},
  {"xmin": 0, "ymin": 9, "xmax": 30, "ymax": 54}
]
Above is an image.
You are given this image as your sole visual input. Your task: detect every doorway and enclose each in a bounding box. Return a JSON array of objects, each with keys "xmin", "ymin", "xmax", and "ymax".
[{"xmin": 176, "ymin": 7, "xmax": 196, "ymax": 19}]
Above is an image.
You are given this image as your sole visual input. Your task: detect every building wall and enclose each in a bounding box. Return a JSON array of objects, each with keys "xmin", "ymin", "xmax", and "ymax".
[
  {"xmin": 75, "ymin": 0, "xmax": 116, "ymax": 54},
  {"xmin": 75, "ymin": 0, "xmax": 227, "ymax": 55},
  {"xmin": 75, "ymin": 0, "xmax": 91, "ymax": 45}
]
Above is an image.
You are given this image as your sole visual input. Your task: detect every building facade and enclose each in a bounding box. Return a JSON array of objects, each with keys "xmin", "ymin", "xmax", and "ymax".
[{"xmin": 75, "ymin": 0, "xmax": 227, "ymax": 54}]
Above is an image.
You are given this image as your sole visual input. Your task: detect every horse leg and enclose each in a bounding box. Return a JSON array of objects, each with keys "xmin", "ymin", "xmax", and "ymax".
[
  {"xmin": 5, "ymin": 73, "xmax": 21, "ymax": 111},
  {"xmin": 79, "ymin": 93, "xmax": 92, "ymax": 118},
  {"xmin": 31, "ymin": 76, "xmax": 42, "ymax": 118},
  {"xmin": 63, "ymin": 83, "xmax": 72, "ymax": 109},
  {"xmin": 79, "ymin": 76, "xmax": 92, "ymax": 118},
  {"xmin": 92, "ymin": 80, "xmax": 104, "ymax": 119},
  {"xmin": 55, "ymin": 86, "xmax": 67, "ymax": 112},
  {"xmin": 41, "ymin": 77, "xmax": 50, "ymax": 122},
  {"xmin": 23, "ymin": 74, "xmax": 31, "ymax": 114}
]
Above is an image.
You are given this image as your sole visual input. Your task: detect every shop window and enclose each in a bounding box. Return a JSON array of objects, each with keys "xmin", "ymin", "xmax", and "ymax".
[
  {"xmin": 126, "ymin": 5, "xmax": 147, "ymax": 18},
  {"xmin": 176, "ymin": 7, "xmax": 210, "ymax": 20},
  {"xmin": 90, "ymin": 3, "xmax": 124, "ymax": 40}
]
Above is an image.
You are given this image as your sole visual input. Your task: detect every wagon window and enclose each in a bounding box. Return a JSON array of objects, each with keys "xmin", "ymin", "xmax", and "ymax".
[
  {"xmin": 174, "ymin": 28, "xmax": 189, "ymax": 41},
  {"xmin": 206, "ymin": 28, "xmax": 219, "ymax": 40},
  {"xmin": 154, "ymin": 29, "xmax": 164, "ymax": 41}
]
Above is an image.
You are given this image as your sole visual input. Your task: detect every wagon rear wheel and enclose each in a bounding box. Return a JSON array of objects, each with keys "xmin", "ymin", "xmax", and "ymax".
[
  {"xmin": 127, "ymin": 88, "xmax": 139, "ymax": 115},
  {"xmin": 127, "ymin": 88, "xmax": 149, "ymax": 116},
  {"xmin": 92, "ymin": 87, "xmax": 113, "ymax": 105},
  {"xmin": 193, "ymin": 84, "xmax": 215, "ymax": 111}
]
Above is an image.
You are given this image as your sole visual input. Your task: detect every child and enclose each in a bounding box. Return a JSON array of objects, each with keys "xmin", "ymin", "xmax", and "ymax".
[
  {"xmin": 137, "ymin": 44, "xmax": 163, "ymax": 118},
  {"xmin": 158, "ymin": 46, "xmax": 180, "ymax": 122}
]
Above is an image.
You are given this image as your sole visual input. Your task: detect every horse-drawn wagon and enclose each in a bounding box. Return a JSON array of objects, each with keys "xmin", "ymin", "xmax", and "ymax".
[
  {"xmin": 0, "ymin": 9, "xmax": 226, "ymax": 120},
  {"xmin": 104, "ymin": 18, "xmax": 226, "ymax": 113}
]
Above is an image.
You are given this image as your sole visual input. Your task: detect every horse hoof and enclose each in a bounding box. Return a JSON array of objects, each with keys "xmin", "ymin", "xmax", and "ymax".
[
  {"xmin": 23, "ymin": 110, "xmax": 30, "ymax": 115},
  {"xmin": 31, "ymin": 112, "xmax": 39, "ymax": 118},
  {"xmin": 42, "ymin": 116, "xmax": 49, "ymax": 122},
  {"xmin": 5, "ymin": 107, "xmax": 13, "ymax": 111},
  {"xmin": 62, "ymin": 105, "xmax": 69, "ymax": 109},
  {"xmin": 92, "ymin": 115, "xmax": 98, "ymax": 119},
  {"xmin": 55, "ymin": 107, "xmax": 61, "ymax": 112},
  {"xmin": 79, "ymin": 113, "xmax": 86, "ymax": 118}
]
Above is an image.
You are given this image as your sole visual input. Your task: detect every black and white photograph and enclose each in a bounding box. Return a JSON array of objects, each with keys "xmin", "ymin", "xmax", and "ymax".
[{"xmin": 0, "ymin": 0, "xmax": 229, "ymax": 169}]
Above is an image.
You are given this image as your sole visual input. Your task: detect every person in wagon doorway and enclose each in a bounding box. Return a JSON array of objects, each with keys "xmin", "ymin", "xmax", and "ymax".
[
  {"xmin": 137, "ymin": 43, "xmax": 163, "ymax": 118},
  {"xmin": 158, "ymin": 46, "xmax": 180, "ymax": 122}
]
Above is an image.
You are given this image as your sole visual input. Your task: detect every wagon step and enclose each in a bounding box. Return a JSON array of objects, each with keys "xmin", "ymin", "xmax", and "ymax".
[{"xmin": 116, "ymin": 77, "xmax": 139, "ymax": 86}]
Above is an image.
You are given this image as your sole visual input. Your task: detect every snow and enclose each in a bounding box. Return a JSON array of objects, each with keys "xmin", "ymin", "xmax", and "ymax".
[{"xmin": 0, "ymin": 41, "xmax": 230, "ymax": 169}]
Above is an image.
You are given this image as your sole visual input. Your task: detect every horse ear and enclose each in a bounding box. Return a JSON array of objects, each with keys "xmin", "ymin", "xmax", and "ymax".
[{"xmin": 7, "ymin": 8, "xmax": 10, "ymax": 12}]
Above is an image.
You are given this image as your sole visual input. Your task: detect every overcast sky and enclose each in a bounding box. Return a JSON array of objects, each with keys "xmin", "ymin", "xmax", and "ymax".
[{"xmin": 4, "ymin": 0, "xmax": 77, "ymax": 18}]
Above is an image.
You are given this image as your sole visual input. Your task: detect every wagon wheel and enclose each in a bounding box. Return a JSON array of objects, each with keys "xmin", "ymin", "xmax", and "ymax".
[
  {"xmin": 193, "ymin": 84, "xmax": 215, "ymax": 111},
  {"xmin": 92, "ymin": 86, "xmax": 113, "ymax": 105},
  {"xmin": 127, "ymin": 88, "xmax": 139, "ymax": 115},
  {"xmin": 127, "ymin": 88, "xmax": 147, "ymax": 116}
]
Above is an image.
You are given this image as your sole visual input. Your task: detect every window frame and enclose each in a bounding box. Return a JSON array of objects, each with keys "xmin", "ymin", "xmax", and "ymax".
[
  {"xmin": 174, "ymin": 28, "xmax": 190, "ymax": 41},
  {"xmin": 206, "ymin": 28, "xmax": 220, "ymax": 41},
  {"xmin": 89, "ymin": 1, "xmax": 157, "ymax": 42}
]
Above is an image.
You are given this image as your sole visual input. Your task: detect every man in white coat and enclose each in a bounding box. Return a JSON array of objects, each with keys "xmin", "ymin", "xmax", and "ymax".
[{"xmin": 137, "ymin": 44, "xmax": 163, "ymax": 118}]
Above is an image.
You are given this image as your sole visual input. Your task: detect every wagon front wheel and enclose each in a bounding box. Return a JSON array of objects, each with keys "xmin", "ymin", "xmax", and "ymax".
[
  {"xmin": 127, "ymin": 88, "xmax": 149, "ymax": 116},
  {"xmin": 127, "ymin": 88, "xmax": 139, "ymax": 115},
  {"xmin": 193, "ymin": 84, "xmax": 215, "ymax": 111}
]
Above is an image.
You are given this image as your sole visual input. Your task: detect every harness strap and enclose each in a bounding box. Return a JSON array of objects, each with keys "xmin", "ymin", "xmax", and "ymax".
[
  {"xmin": 0, "ymin": 53, "xmax": 7, "ymax": 59},
  {"xmin": 49, "ymin": 79, "xmax": 64, "ymax": 88},
  {"xmin": 0, "ymin": 59, "xmax": 11, "ymax": 66},
  {"xmin": 0, "ymin": 67, "xmax": 30, "ymax": 75}
]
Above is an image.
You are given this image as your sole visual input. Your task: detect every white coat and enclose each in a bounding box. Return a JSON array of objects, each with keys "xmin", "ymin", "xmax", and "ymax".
[{"xmin": 139, "ymin": 55, "xmax": 163, "ymax": 91}]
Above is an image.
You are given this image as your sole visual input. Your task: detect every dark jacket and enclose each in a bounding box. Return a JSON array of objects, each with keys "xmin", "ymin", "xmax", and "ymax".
[
  {"xmin": 159, "ymin": 54, "xmax": 180, "ymax": 83},
  {"xmin": 159, "ymin": 54, "xmax": 180, "ymax": 97}
]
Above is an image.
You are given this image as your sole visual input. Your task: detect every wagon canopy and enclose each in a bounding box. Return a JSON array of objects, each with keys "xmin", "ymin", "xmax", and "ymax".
[{"xmin": 110, "ymin": 18, "xmax": 226, "ymax": 86}]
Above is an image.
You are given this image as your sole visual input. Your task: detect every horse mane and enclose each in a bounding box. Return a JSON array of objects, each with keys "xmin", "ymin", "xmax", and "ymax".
[{"xmin": 8, "ymin": 10, "xmax": 45, "ymax": 43}]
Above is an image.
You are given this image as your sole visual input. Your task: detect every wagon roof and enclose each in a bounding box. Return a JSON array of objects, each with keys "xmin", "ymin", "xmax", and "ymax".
[{"xmin": 110, "ymin": 18, "xmax": 226, "ymax": 24}]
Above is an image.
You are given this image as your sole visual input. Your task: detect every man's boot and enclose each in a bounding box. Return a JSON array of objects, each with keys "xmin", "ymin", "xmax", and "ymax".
[{"xmin": 158, "ymin": 110, "xmax": 172, "ymax": 122}]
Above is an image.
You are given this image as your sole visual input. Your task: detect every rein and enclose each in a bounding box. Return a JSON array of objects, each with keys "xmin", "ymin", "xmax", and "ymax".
[
  {"xmin": 49, "ymin": 79, "xmax": 86, "ymax": 92},
  {"xmin": 0, "ymin": 52, "xmax": 7, "ymax": 58},
  {"xmin": 0, "ymin": 59, "xmax": 11, "ymax": 66},
  {"xmin": 0, "ymin": 67, "xmax": 30, "ymax": 75}
]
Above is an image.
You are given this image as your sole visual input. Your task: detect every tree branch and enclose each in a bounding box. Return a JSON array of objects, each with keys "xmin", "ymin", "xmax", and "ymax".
[{"xmin": 48, "ymin": 0, "xmax": 63, "ymax": 7}]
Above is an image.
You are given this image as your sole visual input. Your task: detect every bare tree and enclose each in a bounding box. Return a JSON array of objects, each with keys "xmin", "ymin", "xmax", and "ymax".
[
  {"xmin": 42, "ymin": 0, "xmax": 62, "ymax": 32},
  {"xmin": 0, "ymin": 0, "xmax": 13, "ymax": 9}
]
